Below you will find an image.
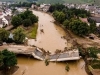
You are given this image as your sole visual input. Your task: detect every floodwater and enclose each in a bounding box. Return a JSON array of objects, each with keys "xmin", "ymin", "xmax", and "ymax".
[
  {"xmin": 14, "ymin": 56, "xmax": 87, "ymax": 75},
  {"xmin": 14, "ymin": 10, "xmax": 87, "ymax": 75},
  {"xmin": 28, "ymin": 10, "xmax": 69, "ymax": 53}
]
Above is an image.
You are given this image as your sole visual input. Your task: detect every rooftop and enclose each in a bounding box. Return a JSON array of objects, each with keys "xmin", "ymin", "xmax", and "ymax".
[{"xmin": 89, "ymin": 17, "xmax": 100, "ymax": 23}]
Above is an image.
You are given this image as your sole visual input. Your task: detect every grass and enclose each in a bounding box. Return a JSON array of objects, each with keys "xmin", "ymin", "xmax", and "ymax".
[
  {"xmin": 11, "ymin": 23, "xmax": 38, "ymax": 39},
  {"xmin": 25, "ymin": 23, "xmax": 38, "ymax": 39}
]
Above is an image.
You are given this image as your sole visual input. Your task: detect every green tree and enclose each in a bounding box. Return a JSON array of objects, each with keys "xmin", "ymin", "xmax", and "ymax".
[
  {"xmin": 0, "ymin": 28, "xmax": 10, "ymax": 42},
  {"xmin": 53, "ymin": 11, "xmax": 66, "ymax": 23},
  {"xmin": 11, "ymin": 16, "xmax": 22, "ymax": 27},
  {"xmin": 63, "ymin": 20, "xmax": 70, "ymax": 29},
  {"xmin": 24, "ymin": 8, "xmax": 33, "ymax": 18},
  {"xmin": 1, "ymin": 49, "xmax": 17, "ymax": 69},
  {"xmin": 89, "ymin": 23, "xmax": 96, "ymax": 33},
  {"xmin": 87, "ymin": 47, "xmax": 99, "ymax": 59},
  {"xmin": 0, "ymin": 52, "xmax": 4, "ymax": 67},
  {"xmin": 13, "ymin": 27, "xmax": 25, "ymax": 44},
  {"xmin": 28, "ymin": 15, "xmax": 38, "ymax": 24},
  {"xmin": 69, "ymin": 19, "xmax": 89, "ymax": 36},
  {"xmin": 23, "ymin": 19, "xmax": 32, "ymax": 27}
]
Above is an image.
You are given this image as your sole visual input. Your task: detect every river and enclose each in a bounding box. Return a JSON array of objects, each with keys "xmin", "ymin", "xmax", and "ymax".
[
  {"xmin": 14, "ymin": 10, "xmax": 87, "ymax": 75},
  {"xmin": 28, "ymin": 10, "xmax": 70, "ymax": 53}
]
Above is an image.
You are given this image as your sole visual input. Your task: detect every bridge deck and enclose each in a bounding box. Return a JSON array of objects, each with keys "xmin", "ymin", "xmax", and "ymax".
[
  {"xmin": 33, "ymin": 48, "xmax": 80, "ymax": 61},
  {"xmin": 5, "ymin": 45, "xmax": 80, "ymax": 61}
]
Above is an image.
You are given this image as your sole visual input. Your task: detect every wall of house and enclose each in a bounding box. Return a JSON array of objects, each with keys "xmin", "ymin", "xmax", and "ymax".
[
  {"xmin": 0, "ymin": 24, "xmax": 3, "ymax": 28},
  {"xmin": 96, "ymin": 23, "xmax": 100, "ymax": 27}
]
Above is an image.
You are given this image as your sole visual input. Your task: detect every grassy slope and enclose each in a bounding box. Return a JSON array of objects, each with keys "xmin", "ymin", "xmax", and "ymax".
[
  {"xmin": 63, "ymin": 0, "xmax": 93, "ymax": 3},
  {"xmin": 94, "ymin": 0, "xmax": 100, "ymax": 5},
  {"xmin": 25, "ymin": 23, "xmax": 38, "ymax": 39},
  {"xmin": 1, "ymin": 0, "xmax": 99, "ymax": 5},
  {"xmin": 0, "ymin": 0, "xmax": 27, "ymax": 2},
  {"xmin": 0, "ymin": 0, "xmax": 93, "ymax": 3}
]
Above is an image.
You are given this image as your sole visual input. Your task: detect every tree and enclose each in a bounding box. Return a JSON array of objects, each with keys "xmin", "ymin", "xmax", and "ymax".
[
  {"xmin": 24, "ymin": 8, "xmax": 33, "ymax": 18},
  {"xmin": 28, "ymin": 15, "xmax": 38, "ymax": 24},
  {"xmin": 69, "ymin": 19, "xmax": 89, "ymax": 36},
  {"xmin": 0, "ymin": 52, "xmax": 4, "ymax": 67},
  {"xmin": 63, "ymin": 20, "xmax": 70, "ymax": 29},
  {"xmin": 0, "ymin": 28, "xmax": 10, "ymax": 42},
  {"xmin": 1, "ymin": 49, "xmax": 17, "ymax": 69},
  {"xmin": 11, "ymin": 16, "xmax": 22, "ymax": 27},
  {"xmin": 23, "ymin": 19, "xmax": 32, "ymax": 27},
  {"xmin": 48, "ymin": 4, "xmax": 66, "ymax": 13},
  {"xmin": 53, "ymin": 11, "xmax": 66, "ymax": 23},
  {"xmin": 89, "ymin": 23, "xmax": 97, "ymax": 33},
  {"xmin": 87, "ymin": 47, "xmax": 99, "ymax": 59},
  {"xmin": 13, "ymin": 27, "xmax": 25, "ymax": 44}
]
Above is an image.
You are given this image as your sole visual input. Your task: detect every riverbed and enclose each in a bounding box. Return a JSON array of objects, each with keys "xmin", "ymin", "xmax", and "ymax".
[{"xmin": 14, "ymin": 10, "xmax": 87, "ymax": 75}]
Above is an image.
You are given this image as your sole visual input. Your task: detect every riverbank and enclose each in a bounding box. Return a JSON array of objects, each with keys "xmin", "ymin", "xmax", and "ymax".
[{"xmin": 0, "ymin": 66, "xmax": 19, "ymax": 75}]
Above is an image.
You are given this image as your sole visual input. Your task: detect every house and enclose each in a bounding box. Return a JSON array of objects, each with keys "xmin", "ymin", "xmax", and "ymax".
[
  {"xmin": 85, "ymin": 5, "xmax": 96, "ymax": 14},
  {"xmin": 39, "ymin": 4, "xmax": 51, "ymax": 12},
  {"xmin": 4, "ymin": 15, "xmax": 12, "ymax": 25},
  {"xmin": 79, "ymin": 17, "xmax": 90, "ymax": 25},
  {"xmin": 31, "ymin": 4, "xmax": 38, "ymax": 10},
  {"xmin": 89, "ymin": 17, "xmax": 100, "ymax": 27},
  {"xmin": 0, "ymin": 18, "xmax": 3, "ymax": 28}
]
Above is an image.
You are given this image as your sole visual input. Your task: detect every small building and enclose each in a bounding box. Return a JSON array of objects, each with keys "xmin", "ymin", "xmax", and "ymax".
[
  {"xmin": 4, "ymin": 15, "xmax": 12, "ymax": 25},
  {"xmin": 89, "ymin": 17, "xmax": 100, "ymax": 27},
  {"xmin": 39, "ymin": 4, "xmax": 51, "ymax": 12},
  {"xmin": 0, "ymin": 18, "xmax": 3, "ymax": 28},
  {"xmin": 79, "ymin": 17, "xmax": 90, "ymax": 25}
]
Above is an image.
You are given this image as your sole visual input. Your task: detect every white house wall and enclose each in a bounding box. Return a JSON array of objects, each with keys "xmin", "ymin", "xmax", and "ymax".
[
  {"xmin": 96, "ymin": 23, "xmax": 100, "ymax": 27},
  {"xmin": 0, "ymin": 24, "xmax": 3, "ymax": 28}
]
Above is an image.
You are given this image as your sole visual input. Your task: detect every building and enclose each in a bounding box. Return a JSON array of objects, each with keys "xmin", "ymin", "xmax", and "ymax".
[
  {"xmin": 89, "ymin": 17, "xmax": 100, "ymax": 27},
  {"xmin": 39, "ymin": 4, "xmax": 51, "ymax": 12}
]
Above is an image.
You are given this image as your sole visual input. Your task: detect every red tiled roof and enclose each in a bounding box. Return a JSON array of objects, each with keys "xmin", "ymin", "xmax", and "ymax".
[{"xmin": 79, "ymin": 17, "xmax": 89, "ymax": 24}]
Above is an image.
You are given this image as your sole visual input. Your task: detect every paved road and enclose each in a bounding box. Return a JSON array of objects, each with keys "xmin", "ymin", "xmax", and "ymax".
[{"xmin": 33, "ymin": 49, "xmax": 80, "ymax": 61}]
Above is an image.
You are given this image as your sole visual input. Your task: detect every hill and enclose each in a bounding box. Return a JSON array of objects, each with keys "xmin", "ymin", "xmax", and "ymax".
[
  {"xmin": 0, "ymin": 0, "xmax": 96, "ymax": 4},
  {"xmin": 37, "ymin": 0, "xmax": 93, "ymax": 4}
]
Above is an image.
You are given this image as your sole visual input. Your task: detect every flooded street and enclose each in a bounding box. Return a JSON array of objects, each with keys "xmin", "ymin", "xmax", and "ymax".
[
  {"xmin": 28, "ymin": 10, "xmax": 68, "ymax": 52},
  {"xmin": 14, "ymin": 10, "xmax": 87, "ymax": 75}
]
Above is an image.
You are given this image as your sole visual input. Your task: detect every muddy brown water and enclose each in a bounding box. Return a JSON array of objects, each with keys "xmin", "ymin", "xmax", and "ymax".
[
  {"xmin": 28, "ymin": 10, "xmax": 70, "ymax": 53},
  {"xmin": 14, "ymin": 10, "xmax": 87, "ymax": 75},
  {"xmin": 14, "ymin": 56, "xmax": 87, "ymax": 75}
]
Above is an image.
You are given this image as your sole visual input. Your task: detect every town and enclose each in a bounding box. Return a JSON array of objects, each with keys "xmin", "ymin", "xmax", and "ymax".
[{"xmin": 0, "ymin": 1, "xmax": 100, "ymax": 75}]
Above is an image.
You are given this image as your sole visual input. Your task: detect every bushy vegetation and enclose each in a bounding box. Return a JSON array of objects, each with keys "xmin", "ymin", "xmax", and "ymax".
[
  {"xmin": 0, "ymin": 28, "xmax": 10, "ymax": 42},
  {"xmin": 79, "ymin": 46, "xmax": 100, "ymax": 69},
  {"xmin": 9, "ymin": 2, "xmax": 32, "ymax": 7},
  {"xmin": 0, "ymin": 49, "xmax": 17, "ymax": 70},
  {"xmin": 65, "ymin": 63, "xmax": 70, "ymax": 72},
  {"xmin": 11, "ymin": 9, "xmax": 38, "ymax": 27},
  {"xmin": 45, "ymin": 59, "xmax": 49, "ymax": 66},
  {"xmin": 13, "ymin": 27, "xmax": 25, "ymax": 44},
  {"xmin": 49, "ymin": 3, "xmax": 98, "ymax": 37}
]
